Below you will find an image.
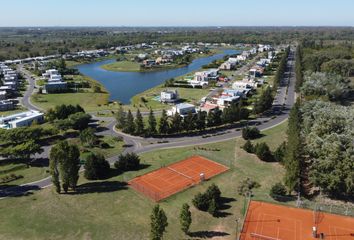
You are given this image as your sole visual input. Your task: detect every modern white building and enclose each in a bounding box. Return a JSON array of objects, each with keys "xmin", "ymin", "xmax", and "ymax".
[
  {"xmin": 0, "ymin": 111, "xmax": 44, "ymax": 129},
  {"xmin": 42, "ymin": 69, "xmax": 59, "ymax": 78},
  {"xmin": 160, "ymin": 90, "xmax": 179, "ymax": 103},
  {"xmin": 167, "ymin": 103, "xmax": 196, "ymax": 117}
]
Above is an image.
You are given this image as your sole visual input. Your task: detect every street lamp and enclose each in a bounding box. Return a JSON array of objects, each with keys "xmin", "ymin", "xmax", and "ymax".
[{"xmin": 235, "ymin": 218, "xmax": 240, "ymax": 240}]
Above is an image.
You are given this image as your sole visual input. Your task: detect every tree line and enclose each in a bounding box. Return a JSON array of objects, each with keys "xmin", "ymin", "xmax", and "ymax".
[
  {"xmin": 115, "ymin": 102, "xmax": 250, "ymax": 137},
  {"xmin": 272, "ymin": 46, "xmax": 290, "ymax": 91}
]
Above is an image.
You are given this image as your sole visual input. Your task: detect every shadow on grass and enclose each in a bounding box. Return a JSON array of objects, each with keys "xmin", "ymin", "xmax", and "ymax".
[
  {"xmin": 188, "ymin": 231, "xmax": 230, "ymax": 238},
  {"xmin": 215, "ymin": 197, "xmax": 236, "ymax": 218},
  {"xmin": 0, "ymin": 184, "xmax": 40, "ymax": 198},
  {"xmin": 69, "ymin": 181, "xmax": 128, "ymax": 195}
]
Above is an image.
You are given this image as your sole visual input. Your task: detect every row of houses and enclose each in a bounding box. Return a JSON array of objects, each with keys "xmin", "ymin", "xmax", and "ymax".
[
  {"xmin": 42, "ymin": 69, "xmax": 67, "ymax": 93},
  {"xmin": 0, "ymin": 63, "xmax": 21, "ymax": 111},
  {"xmin": 1, "ymin": 55, "xmax": 60, "ymax": 66}
]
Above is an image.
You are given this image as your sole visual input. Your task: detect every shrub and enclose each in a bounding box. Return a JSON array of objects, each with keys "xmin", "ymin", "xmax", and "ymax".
[
  {"xmin": 242, "ymin": 126, "xmax": 260, "ymax": 140},
  {"xmin": 192, "ymin": 184, "xmax": 222, "ymax": 215},
  {"xmin": 237, "ymin": 178, "xmax": 260, "ymax": 196},
  {"xmin": 84, "ymin": 153, "xmax": 110, "ymax": 180},
  {"xmin": 242, "ymin": 140, "xmax": 254, "ymax": 153},
  {"xmin": 114, "ymin": 152, "xmax": 140, "ymax": 171},
  {"xmin": 255, "ymin": 142, "xmax": 273, "ymax": 162},
  {"xmin": 192, "ymin": 192, "xmax": 210, "ymax": 211},
  {"xmin": 273, "ymin": 142, "xmax": 286, "ymax": 162},
  {"xmin": 270, "ymin": 182, "xmax": 287, "ymax": 200}
]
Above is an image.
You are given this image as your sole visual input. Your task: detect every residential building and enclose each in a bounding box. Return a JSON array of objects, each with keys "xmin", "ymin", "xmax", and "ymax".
[
  {"xmin": 194, "ymin": 69, "xmax": 219, "ymax": 82},
  {"xmin": 160, "ymin": 90, "xmax": 179, "ymax": 103},
  {"xmin": 0, "ymin": 91, "xmax": 7, "ymax": 100},
  {"xmin": 0, "ymin": 100, "xmax": 14, "ymax": 111},
  {"xmin": 44, "ymin": 81, "xmax": 68, "ymax": 93},
  {"xmin": 167, "ymin": 103, "xmax": 196, "ymax": 117},
  {"xmin": 0, "ymin": 110, "xmax": 44, "ymax": 129}
]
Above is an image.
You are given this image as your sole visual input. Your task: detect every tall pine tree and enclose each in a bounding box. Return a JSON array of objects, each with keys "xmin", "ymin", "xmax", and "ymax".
[
  {"xmin": 124, "ymin": 110, "xmax": 135, "ymax": 134},
  {"xmin": 179, "ymin": 203, "xmax": 192, "ymax": 234},
  {"xmin": 284, "ymin": 99, "xmax": 303, "ymax": 193},
  {"xmin": 158, "ymin": 109, "xmax": 169, "ymax": 134},
  {"xmin": 135, "ymin": 109, "xmax": 144, "ymax": 136},
  {"xmin": 147, "ymin": 109, "xmax": 157, "ymax": 135},
  {"xmin": 150, "ymin": 205, "xmax": 168, "ymax": 240}
]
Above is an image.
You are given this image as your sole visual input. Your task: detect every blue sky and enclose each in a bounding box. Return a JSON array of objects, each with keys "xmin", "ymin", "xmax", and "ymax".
[{"xmin": 1, "ymin": 0, "xmax": 353, "ymax": 27}]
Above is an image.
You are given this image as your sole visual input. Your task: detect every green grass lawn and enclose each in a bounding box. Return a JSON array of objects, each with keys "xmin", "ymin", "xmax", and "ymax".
[
  {"xmin": 0, "ymin": 162, "xmax": 49, "ymax": 186},
  {"xmin": 0, "ymin": 107, "xmax": 27, "ymax": 117},
  {"xmin": 101, "ymin": 60, "xmax": 142, "ymax": 72},
  {"xmin": 128, "ymin": 85, "xmax": 210, "ymax": 112},
  {"xmin": 0, "ymin": 122, "xmax": 288, "ymax": 240},
  {"xmin": 31, "ymin": 92, "xmax": 109, "ymax": 112}
]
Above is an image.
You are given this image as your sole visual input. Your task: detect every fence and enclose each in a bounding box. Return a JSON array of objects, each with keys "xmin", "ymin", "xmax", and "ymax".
[{"xmin": 237, "ymin": 193, "xmax": 354, "ymax": 240}]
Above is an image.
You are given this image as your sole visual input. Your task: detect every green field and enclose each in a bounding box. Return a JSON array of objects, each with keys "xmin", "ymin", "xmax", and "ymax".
[
  {"xmin": 31, "ymin": 92, "xmax": 109, "ymax": 112},
  {"xmin": 0, "ymin": 122, "xmax": 287, "ymax": 240},
  {"xmin": 101, "ymin": 60, "xmax": 142, "ymax": 72},
  {"xmin": 128, "ymin": 85, "xmax": 210, "ymax": 111}
]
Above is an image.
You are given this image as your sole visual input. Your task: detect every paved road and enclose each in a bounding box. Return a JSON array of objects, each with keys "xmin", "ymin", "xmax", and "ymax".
[
  {"xmin": 1, "ymin": 48, "xmax": 296, "ymax": 198},
  {"xmin": 18, "ymin": 65, "xmax": 43, "ymax": 111}
]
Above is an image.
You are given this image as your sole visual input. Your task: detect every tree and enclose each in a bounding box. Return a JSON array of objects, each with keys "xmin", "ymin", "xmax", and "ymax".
[
  {"xmin": 47, "ymin": 104, "xmax": 84, "ymax": 121},
  {"xmin": 170, "ymin": 112, "xmax": 183, "ymax": 133},
  {"xmin": 123, "ymin": 110, "xmax": 135, "ymax": 134},
  {"xmin": 242, "ymin": 140, "xmax": 254, "ymax": 153},
  {"xmin": 207, "ymin": 108, "xmax": 222, "ymax": 127},
  {"xmin": 207, "ymin": 198, "xmax": 218, "ymax": 217},
  {"xmin": 79, "ymin": 128, "xmax": 98, "ymax": 147},
  {"xmin": 192, "ymin": 184, "xmax": 222, "ymax": 215},
  {"xmin": 115, "ymin": 105, "xmax": 126, "ymax": 129},
  {"xmin": 150, "ymin": 205, "xmax": 168, "ymax": 240},
  {"xmin": 270, "ymin": 182, "xmax": 287, "ymax": 201},
  {"xmin": 255, "ymin": 142, "xmax": 273, "ymax": 162},
  {"xmin": 114, "ymin": 152, "xmax": 140, "ymax": 171},
  {"xmin": 242, "ymin": 126, "xmax": 260, "ymax": 140},
  {"xmin": 69, "ymin": 112, "xmax": 91, "ymax": 130},
  {"xmin": 254, "ymin": 86, "xmax": 274, "ymax": 114},
  {"xmin": 195, "ymin": 110, "xmax": 206, "ymax": 131},
  {"xmin": 158, "ymin": 109, "xmax": 169, "ymax": 134},
  {"xmin": 273, "ymin": 142, "xmax": 286, "ymax": 162},
  {"xmin": 183, "ymin": 111, "xmax": 196, "ymax": 132},
  {"xmin": 49, "ymin": 141, "xmax": 80, "ymax": 193},
  {"xmin": 179, "ymin": 203, "xmax": 192, "ymax": 234},
  {"xmin": 237, "ymin": 178, "xmax": 260, "ymax": 196},
  {"xmin": 284, "ymin": 100, "xmax": 303, "ymax": 193},
  {"xmin": 0, "ymin": 140, "xmax": 43, "ymax": 160},
  {"xmin": 147, "ymin": 109, "xmax": 157, "ymax": 135},
  {"xmin": 84, "ymin": 153, "xmax": 110, "ymax": 180},
  {"xmin": 135, "ymin": 109, "xmax": 145, "ymax": 135}
]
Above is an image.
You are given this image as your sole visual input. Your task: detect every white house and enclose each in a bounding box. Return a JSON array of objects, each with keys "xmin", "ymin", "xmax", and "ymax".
[
  {"xmin": 0, "ymin": 111, "xmax": 44, "ymax": 129},
  {"xmin": 167, "ymin": 103, "xmax": 196, "ymax": 117},
  {"xmin": 160, "ymin": 90, "xmax": 179, "ymax": 103},
  {"xmin": 232, "ymin": 81, "xmax": 254, "ymax": 91},
  {"xmin": 42, "ymin": 69, "xmax": 59, "ymax": 78}
]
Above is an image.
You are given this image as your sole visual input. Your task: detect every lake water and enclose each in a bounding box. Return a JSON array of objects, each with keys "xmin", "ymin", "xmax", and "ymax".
[{"xmin": 76, "ymin": 49, "xmax": 240, "ymax": 104}]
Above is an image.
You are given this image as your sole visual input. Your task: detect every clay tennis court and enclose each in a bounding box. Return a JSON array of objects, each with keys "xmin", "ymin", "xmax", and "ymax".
[
  {"xmin": 240, "ymin": 201, "xmax": 354, "ymax": 240},
  {"xmin": 128, "ymin": 155, "xmax": 229, "ymax": 201}
]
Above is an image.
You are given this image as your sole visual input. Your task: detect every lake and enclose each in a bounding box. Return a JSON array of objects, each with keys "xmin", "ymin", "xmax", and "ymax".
[{"xmin": 76, "ymin": 49, "xmax": 240, "ymax": 104}]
